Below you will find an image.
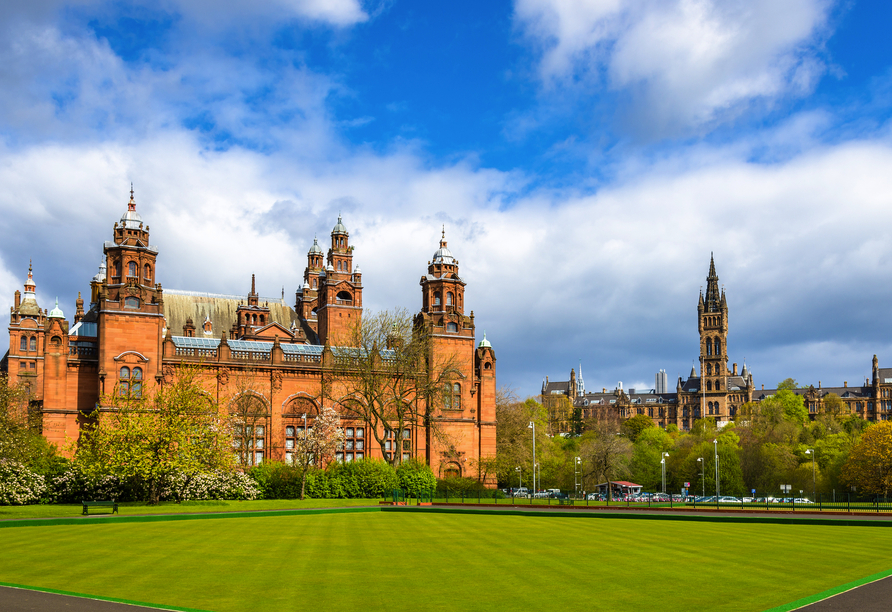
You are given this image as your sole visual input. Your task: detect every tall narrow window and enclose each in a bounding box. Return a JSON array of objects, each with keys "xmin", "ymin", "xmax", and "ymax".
[
  {"xmin": 144, "ymin": 264, "xmax": 152, "ymax": 282},
  {"xmin": 434, "ymin": 292, "xmax": 441, "ymax": 306},
  {"xmin": 714, "ymin": 340, "xmax": 721, "ymax": 355},
  {"xmin": 452, "ymin": 383, "xmax": 461, "ymax": 411},
  {"xmin": 29, "ymin": 337, "xmax": 36, "ymax": 351},
  {"xmin": 119, "ymin": 366, "xmax": 130, "ymax": 396},
  {"xmin": 446, "ymin": 292, "xmax": 453, "ymax": 306},
  {"xmin": 19, "ymin": 336, "xmax": 26, "ymax": 351},
  {"xmin": 131, "ymin": 367, "xmax": 143, "ymax": 397},
  {"xmin": 128, "ymin": 261, "xmax": 137, "ymax": 277},
  {"xmin": 114, "ymin": 261, "xmax": 121, "ymax": 279},
  {"xmin": 706, "ymin": 339, "xmax": 712, "ymax": 356},
  {"xmin": 707, "ymin": 363, "xmax": 712, "ymax": 375}
]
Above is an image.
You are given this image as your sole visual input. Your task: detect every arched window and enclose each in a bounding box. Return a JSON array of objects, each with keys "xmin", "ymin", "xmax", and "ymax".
[
  {"xmin": 452, "ymin": 383, "xmax": 461, "ymax": 411},
  {"xmin": 706, "ymin": 340, "xmax": 712, "ymax": 356},
  {"xmin": 131, "ymin": 367, "xmax": 142, "ymax": 397},
  {"xmin": 114, "ymin": 261, "xmax": 121, "ymax": 279},
  {"xmin": 29, "ymin": 337, "xmax": 36, "ymax": 351},
  {"xmin": 714, "ymin": 340, "xmax": 721, "ymax": 355},
  {"xmin": 19, "ymin": 336, "xmax": 27, "ymax": 351},
  {"xmin": 124, "ymin": 297, "xmax": 140, "ymax": 309},
  {"xmin": 707, "ymin": 380, "xmax": 712, "ymax": 391},
  {"xmin": 446, "ymin": 292, "xmax": 453, "ymax": 306},
  {"xmin": 259, "ymin": 315, "xmax": 265, "ymax": 325},
  {"xmin": 144, "ymin": 264, "xmax": 152, "ymax": 282},
  {"xmin": 128, "ymin": 261, "xmax": 137, "ymax": 277},
  {"xmin": 337, "ymin": 261, "xmax": 342, "ymax": 271},
  {"xmin": 484, "ymin": 362, "xmax": 492, "ymax": 370},
  {"xmin": 119, "ymin": 366, "xmax": 131, "ymax": 396},
  {"xmin": 715, "ymin": 380, "xmax": 721, "ymax": 390},
  {"xmin": 434, "ymin": 292, "xmax": 441, "ymax": 306},
  {"xmin": 707, "ymin": 363, "xmax": 712, "ymax": 375}
]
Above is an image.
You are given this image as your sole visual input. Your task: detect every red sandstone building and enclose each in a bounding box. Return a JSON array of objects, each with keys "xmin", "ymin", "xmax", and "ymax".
[{"xmin": 1, "ymin": 191, "xmax": 497, "ymax": 479}]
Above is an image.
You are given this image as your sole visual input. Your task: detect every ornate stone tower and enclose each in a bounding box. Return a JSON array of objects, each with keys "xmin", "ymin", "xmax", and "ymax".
[
  {"xmin": 96, "ymin": 187, "xmax": 165, "ymax": 398},
  {"xmin": 698, "ymin": 254, "xmax": 729, "ymax": 419},
  {"xmin": 316, "ymin": 216, "xmax": 362, "ymax": 345}
]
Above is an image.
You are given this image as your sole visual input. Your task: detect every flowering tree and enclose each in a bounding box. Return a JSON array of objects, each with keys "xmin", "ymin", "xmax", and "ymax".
[
  {"xmin": 74, "ymin": 365, "xmax": 235, "ymax": 504},
  {"xmin": 292, "ymin": 405, "xmax": 345, "ymax": 500}
]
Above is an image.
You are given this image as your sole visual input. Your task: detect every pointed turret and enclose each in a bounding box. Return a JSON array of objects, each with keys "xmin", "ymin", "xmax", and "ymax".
[{"xmin": 704, "ymin": 252, "xmax": 721, "ymax": 313}]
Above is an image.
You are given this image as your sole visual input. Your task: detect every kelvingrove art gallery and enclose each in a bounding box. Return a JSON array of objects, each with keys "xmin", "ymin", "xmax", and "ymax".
[{"xmin": 1, "ymin": 191, "xmax": 497, "ymax": 479}]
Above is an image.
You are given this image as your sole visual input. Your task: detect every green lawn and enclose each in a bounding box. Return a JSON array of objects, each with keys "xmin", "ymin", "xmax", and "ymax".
[
  {"xmin": 1, "ymin": 510, "xmax": 890, "ymax": 611},
  {"xmin": 0, "ymin": 498, "xmax": 379, "ymax": 520}
]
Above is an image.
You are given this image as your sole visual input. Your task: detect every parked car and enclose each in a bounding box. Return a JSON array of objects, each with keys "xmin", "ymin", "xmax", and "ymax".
[{"xmin": 718, "ymin": 496, "xmax": 739, "ymax": 503}]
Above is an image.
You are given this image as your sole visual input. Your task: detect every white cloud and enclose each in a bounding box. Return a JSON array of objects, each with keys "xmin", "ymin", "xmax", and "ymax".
[
  {"xmin": 515, "ymin": 0, "xmax": 834, "ymax": 133},
  {"xmin": 3, "ymin": 129, "xmax": 892, "ymax": 396}
]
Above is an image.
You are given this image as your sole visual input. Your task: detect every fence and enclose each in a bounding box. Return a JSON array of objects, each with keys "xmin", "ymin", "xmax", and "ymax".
[{"xmin": 390, "ymin": 491, "xmax": 892, "ymax": 513}]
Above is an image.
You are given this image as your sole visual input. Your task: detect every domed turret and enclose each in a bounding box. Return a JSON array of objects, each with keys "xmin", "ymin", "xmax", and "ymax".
[
  {"xmin": 432, "ymin": 227, "xmax": 456, "ymax": 264},
  {"xmin": 120, "ymin": 185, "xmax": 143, "ymax": 229},
  {"xmin": 332, "ymin": 215, "xmax": 348, "ymax": 235},
  {"xmin": 308, "ymin": 237, "xmax": 323, "ymax": 255},
  {"xmin": 48, "ymin": 297, "xmax": 64, "ymax": 319},
  {"xmin": 478, "ymin": 331, "xmax": 491, "ymax": 349}
]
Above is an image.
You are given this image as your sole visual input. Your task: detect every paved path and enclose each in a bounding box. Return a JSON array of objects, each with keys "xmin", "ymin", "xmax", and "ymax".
[
  {"xmin": 794, "ymin": 575, "xmax": 892, "ymax": 610},
  {"xmin": 0, "ymin": 586, "xmax": 177, "ymax": 612}
]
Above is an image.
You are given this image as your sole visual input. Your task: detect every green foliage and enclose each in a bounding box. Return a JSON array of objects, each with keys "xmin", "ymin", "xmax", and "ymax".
[
  {"xmin": 622, "ymin": 414, "xmax": 655, "ymax": 442},
  {"xmin": 0, "ymin": 374, "xmax": 59, "ymax": 471},
  {"xmin": 326, "ymin": 459, "xmax": 399, "ymax": 498},
  {"xmin": 396, "ymin": 458, "xmax": 436, "ymax": 497},
  {"xmin": 436, "ymin": 476, "xmax": 503, "ymax": 498},
  {"xmin": 777, "ymin": 378, "xmax": 800, "ymax": 390}
]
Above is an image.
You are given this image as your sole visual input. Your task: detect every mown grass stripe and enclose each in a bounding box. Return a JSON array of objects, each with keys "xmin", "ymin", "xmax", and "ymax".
[
  {"xmin": 766, "ymin": 567, "xmax": 892, "ymax": 611},
  {"xmin": 0, "ymin": 581, "xmax": 211, "ymax": 612},
  {"xmin": 384, "ymin": 505, "xmax": 892, "ymax": 527},
  {"xmin": 0, "ymin": 506, "xmax": 381, "ymax": 529}
]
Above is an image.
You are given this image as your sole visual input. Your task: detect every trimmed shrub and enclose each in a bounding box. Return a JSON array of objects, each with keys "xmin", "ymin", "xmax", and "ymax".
[
  {"xmin": 326, "ymin": 459, "xmax": 399, "ymax": 498},
  {"xmin": 396, "ymin": 459, "xmax": 436, "ymax": 497},
  {"xmin": 436, "ymin": 476, "xmax": 502, "ymax": 498},
  {"xmin": 0, "ymin": 460, "xmax": 47, "ymax": 505}
]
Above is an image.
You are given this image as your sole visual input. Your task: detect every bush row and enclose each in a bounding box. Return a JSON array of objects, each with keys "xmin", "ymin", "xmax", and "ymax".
[
  {"xmin": 249, "ymin": 458, "xmax": 437, "ymax": 499},
  {"xmin": 0, "ymin": 457, "xmax": 438, "ymax": 505}
]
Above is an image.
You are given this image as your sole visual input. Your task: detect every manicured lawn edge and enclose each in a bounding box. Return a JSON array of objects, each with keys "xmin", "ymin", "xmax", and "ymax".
[
  {"xmin": 0, "ymin": 582, "xmax": 211, "ymax": 612},
  {"xmin": 0, "ymin": 506, "xmax": 380, "ymax": 529},
  {"xmin": 384, "ymin": 505, "xmax": 892, "ymax": 527},
  {"xmin": 765, "ymin": 567, "xmax": 892, "ymax": 611}
]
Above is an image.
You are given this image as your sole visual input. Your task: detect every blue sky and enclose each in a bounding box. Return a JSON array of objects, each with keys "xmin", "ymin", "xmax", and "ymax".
[{"xmin": 2, "ymin": 0, "xmax": 892, "ymax": 398}]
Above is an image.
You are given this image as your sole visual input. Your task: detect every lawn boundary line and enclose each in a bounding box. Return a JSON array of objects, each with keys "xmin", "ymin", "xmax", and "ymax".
[
  {"xmin": 0, "ymin": 506, "xmax": 380, "ymax": 528},
  {"xmin": 765, "ymin": 567, "xmax": 892, "ymax": 611},
  {"xmin": 0, "ymin": 581, "xmax": 211, "ymax": 612},
  {"xmin": 383, "ymin": 505, "xmax": 892, "ymax": 526}
]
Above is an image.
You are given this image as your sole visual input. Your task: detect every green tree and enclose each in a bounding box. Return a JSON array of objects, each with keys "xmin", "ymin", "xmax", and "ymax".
[
  {"xmin": 622, "ymin": 414, "xmax": 655, "ymax": 442},
  {"xmin": 777, "ymin": 378, "xmax": 799, "ymax": 391},
  {"xmin": 842, "ymin": 422, "xmax": 892, "ymax": 497},
  {"xmin": 629, "ymin": 427, "xmax": 672, "ymax": 491},
  {"xmin": 0, "ymin": 374, "xmax": 58, "ymax": 472},
  {"xmin": 495, "ymin": 394, "xmax": 550, "ymax": 488},
  {"xmin": 75, "ymin": 366, "xmax": 235, "ymax": 504}
]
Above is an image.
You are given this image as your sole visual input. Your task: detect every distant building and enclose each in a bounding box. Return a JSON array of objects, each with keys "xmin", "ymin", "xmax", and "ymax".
[
  {"xmin": 543, "ymin": 255, "xmax": 892, "ymax": 432},
  {"xmin": 655, "ymin": 369, "xmax": 668, "ymax": 394}
]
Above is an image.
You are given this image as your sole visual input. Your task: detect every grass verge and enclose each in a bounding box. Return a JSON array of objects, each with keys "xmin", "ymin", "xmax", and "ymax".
[{"xmin": 1, "ymin": 511, "xmax": 890, "ymax": 611}]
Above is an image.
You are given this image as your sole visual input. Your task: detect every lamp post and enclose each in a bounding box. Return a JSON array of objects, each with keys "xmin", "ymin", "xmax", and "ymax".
[
  {"xmin": 805, "ymin": 449, "xmax": 816, "ymax": 502},
  {"xmin": 528, "ymin": 421, "xmax": 536, "ymax": 495},
  {"xmin": 697, "ymin": 457, "xmax": 704, "ymax": 497},
  {"xmin": 574, "ymin": 456, "xmax": 582, "ymax": 499},
  {"xmin": 515, "ymin": 466, "xmax": 522, "ymax": 492},
  {"xmin": 713, "ymin": 439, "xmax": 720, "ymax": 497},
  {"xmin": 661, "ymin": 452, "xmax": 669, "ymax": 494}
]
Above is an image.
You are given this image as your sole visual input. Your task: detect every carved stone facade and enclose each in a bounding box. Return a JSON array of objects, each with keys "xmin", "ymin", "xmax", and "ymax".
[{"xmin": 1, "ymin": 191, "xmax": 497, "ymax": 480}]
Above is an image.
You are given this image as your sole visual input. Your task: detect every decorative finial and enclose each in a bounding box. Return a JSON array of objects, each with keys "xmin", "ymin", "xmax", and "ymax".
[
  {"xmin": 128, "ymin": 183, "xmax": 136, "ymax": 211},
  {"xmin": 442, "ymin": 225, "xmax": 445, "ymax": 239}
]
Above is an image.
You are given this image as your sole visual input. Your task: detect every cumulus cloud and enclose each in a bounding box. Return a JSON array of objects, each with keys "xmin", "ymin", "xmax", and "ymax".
[
  {"xmin": 515, "ymin": 0, "xmax": 834, "ymax": 134},
  {"xmin": 3, "ymin": 130, "xmax": 892, "ymax": 396}
]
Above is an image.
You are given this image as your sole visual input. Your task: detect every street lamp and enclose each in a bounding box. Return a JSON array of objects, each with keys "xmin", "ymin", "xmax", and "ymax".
[
  {"xmin": 528, "ymin": 421, "xmax": 536, "ymax": 495},
  {"xmin": 696, "ymin": 457, "xmax": 704, "ymax": 497},
  {"xmin": 661, "ymin": 452, "xmax": 670, "ymax": 494},
  {"xmin": 515, "ymin": 466, "xmax": 522, "ymax": 492},
  {"xmin": 574, "ymin": 456, "xmax": 582, "ymax": 498},
  {"xmin": 713, "ymin": 439, "xmax": 720, "ymax": 497},
  {"xmin": 805, "ymin": 449, "xmax": 816, "ymax": 502}
]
